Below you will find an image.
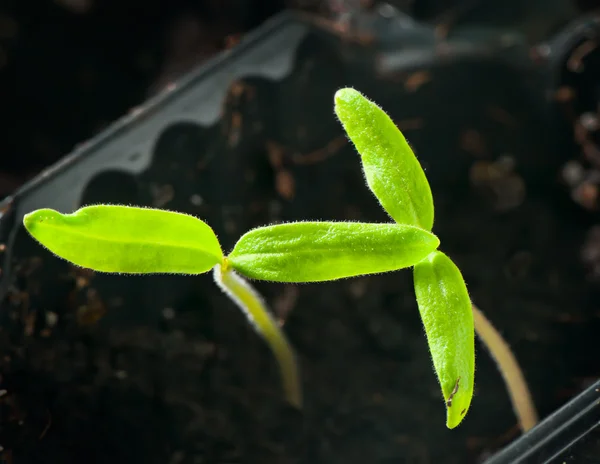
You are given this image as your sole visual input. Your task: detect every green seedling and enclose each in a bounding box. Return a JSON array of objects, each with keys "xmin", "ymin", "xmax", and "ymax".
[{"xmin": 23, "ymin": 88, "xmax": 537, "ymax": 431}]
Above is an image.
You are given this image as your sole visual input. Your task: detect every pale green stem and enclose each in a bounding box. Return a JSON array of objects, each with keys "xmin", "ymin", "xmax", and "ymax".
[
  {"xmin": 472, "ymin": 304, "xmax": 538, "ymax": 431},
  {"xmin": 213, "ymin": 262, "xmax": 302, "ymax": 408}
]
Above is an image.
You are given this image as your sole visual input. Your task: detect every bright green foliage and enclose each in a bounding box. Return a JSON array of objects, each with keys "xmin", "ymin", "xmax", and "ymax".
[
  {"xmin": 334, "ymin": 88, "xmax": 435, "ymax": 231},
  {"xmin": 23, "ymin": 205, "xmax": 223, "ymax": 274},
  {"xmin": 336, "ymin": 88, "xmax": 475, "ymax": 428},
  {"xmin": 21, "ymin": 87, "xmax": 478, "ymax": 428},
  {"xmin": 227, "ymin": 221, "xmax": 440, "ymax": 282},
  {"xmin": 413, "ymin": 251, "xmax": 474, "ymax": 429}
]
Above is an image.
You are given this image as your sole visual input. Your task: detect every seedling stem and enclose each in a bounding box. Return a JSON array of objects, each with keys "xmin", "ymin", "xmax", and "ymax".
[
  {"xmin": 213, "ymin": 264, "xmax": 302, "ymax": 408},
  {"xmin": 472, "ymin": 304, "xmax": 538, "ymax": 431}
]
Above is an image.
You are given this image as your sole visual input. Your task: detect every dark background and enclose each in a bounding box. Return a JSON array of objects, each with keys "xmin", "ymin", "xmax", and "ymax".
[
  {"xmin": 1, "ymin": 1, "xmax": 600, "ymax": 464},
  {"xmin": 0, "ymin": 0, "xmax": 593, "ymax": 196}
]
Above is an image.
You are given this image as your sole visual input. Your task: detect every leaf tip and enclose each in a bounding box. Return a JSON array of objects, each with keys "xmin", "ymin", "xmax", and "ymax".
[
  {"xmin": 444, "ymin": 377, "xmax": 473, "ymax": 429},
  {"xmin": 428, "ymin": 233, "xmax": 441, "ymax": 252},
  {"xmin": 23, "ymin": 208, "xmax": 60, "ymax": 236},
  {"xmin": 334, "ymin": 87, "xmax": 359, "ymax": 105},
  {"xmin": 334, "ymin": 88, "xmax": 367, "ymax": 118}
]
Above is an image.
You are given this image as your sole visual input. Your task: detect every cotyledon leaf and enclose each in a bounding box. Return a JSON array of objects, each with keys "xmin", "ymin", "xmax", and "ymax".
[
  {"xmin": 334, "ymin": 88, "xmax": 435, "ymax": 231},
  {"xmin": 227, "ymin": 221, "xmax": 440, "ymax": 282},
  {"xmin": 413, "ymin": 250, "xmax": 475, "ymax": 429},
  {"xmin": 23, "ymin": 205, "xmax": 223, "ymax": 274}
]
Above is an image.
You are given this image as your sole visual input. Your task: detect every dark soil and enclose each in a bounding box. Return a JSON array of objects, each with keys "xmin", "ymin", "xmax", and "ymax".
[
  {"xmin": 1, "ymin": 2, "xmax": 599, "ymax": 464},
  {"xmin": 0, "ymin": 0, "xmax": 292, "ymax": 197}
]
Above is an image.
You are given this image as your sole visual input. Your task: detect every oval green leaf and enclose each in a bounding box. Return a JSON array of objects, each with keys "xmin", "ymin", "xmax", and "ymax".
[
  {"xmin": 334, "ymin": 88, "xmax": 435, "ymax": 231},
  {"xmin": 23, "ymin": 205, "xmax": 223, "ymax": 274},
  {"xmin": 227, "ymin": 221, "xmax": 440, "ymax": 282},
  {"xmin": 413, "ymin": 250, "xmax": 474, "ymax": 429}
]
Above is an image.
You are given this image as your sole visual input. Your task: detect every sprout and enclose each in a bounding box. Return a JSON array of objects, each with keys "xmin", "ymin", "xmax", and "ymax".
[{"xmin": 23, "ymin": 88, "xmax": 537, "ymax": 431}]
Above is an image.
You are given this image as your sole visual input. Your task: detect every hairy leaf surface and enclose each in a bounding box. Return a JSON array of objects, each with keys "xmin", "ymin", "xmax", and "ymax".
[{"xmin": 23, "ymin": 205, "xmax": 223, "ymax": 274}]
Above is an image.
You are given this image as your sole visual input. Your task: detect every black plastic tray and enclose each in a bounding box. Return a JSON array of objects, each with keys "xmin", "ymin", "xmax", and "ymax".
[{"xmin": 485, "ymin": 378, "xmax": 600, "ymax": 464}]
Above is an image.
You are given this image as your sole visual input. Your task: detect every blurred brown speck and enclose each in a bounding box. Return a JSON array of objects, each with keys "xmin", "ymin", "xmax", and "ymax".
[
  {"xmin": 572, "ymin": 182, "xmax": 598, "ymax": 210},
  {"xmin": 470, "ymin": 157, "xmax": 525, "ymax": 211},
  {"xmin": 582, "ymin": 225, "xmax": 600, "ymax": 281}
]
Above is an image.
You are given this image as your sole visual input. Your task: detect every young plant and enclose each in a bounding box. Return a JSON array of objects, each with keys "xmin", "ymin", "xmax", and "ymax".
[{"xmin": 22, "ymin": 88, "xmax": 537, "ymax": 431}]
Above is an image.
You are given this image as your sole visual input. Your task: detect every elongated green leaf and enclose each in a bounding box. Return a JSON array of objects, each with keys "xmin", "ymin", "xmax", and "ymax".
[
  {"xmin": 413, "ymin": 251, "xmax": 474, "ymax": 429},
  {"xmin": 334, "ymin": 88, "xmax": 434, "ymax": 231},
  {"xmin": 227, "ymin": 221, "xmax": 440, "ymax": 282},
  {"xmin": 23, "ymin": 205, "xmax": 223, "ymax": 274}
]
